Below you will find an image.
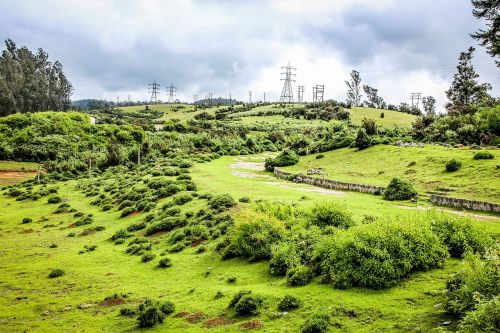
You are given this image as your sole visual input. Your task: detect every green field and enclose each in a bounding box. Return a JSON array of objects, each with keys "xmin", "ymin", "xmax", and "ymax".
[
  {"xmin": 349, "ymin": 106, "xmax": 417, "ymax": 127},
  {"xmin": 282, "ymin": 145, "xmax": 500, "ymax": 203},
  {"xmin": 0, "ymin": 154, "xmax": 497, "ymax": 332},
  {"xmin": 120, "ymin": 104, "xmax": 222, "ymax": 122}
]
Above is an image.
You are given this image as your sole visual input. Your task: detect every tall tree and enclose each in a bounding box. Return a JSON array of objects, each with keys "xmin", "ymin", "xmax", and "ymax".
[
  {"xmin": 363, "ymin": 85, "xmax": 385, "ymax": 109},
  {"xmin": 445, "ymin": 47, "xmax": 491, "ymax": 115},
  {"xmin": 471, "ymin": 0, "xmax": 500, "ymax": 66},
  {"xmin": 422, "ymin": 96, "xmax": 436, "ymax": 115},
  {"xmin": 345, "ymin": 70, "xmax": 362, "ymax": 106}
]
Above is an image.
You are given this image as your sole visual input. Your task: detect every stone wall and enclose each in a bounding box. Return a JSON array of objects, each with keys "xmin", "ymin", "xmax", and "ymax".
[
  {"xmin": 274, "ymin": 168, "xmax": 385, "ymax": 194},
  {"xmin": 430, "ymin": 195, "xmax": 500, "ymax": 213}
]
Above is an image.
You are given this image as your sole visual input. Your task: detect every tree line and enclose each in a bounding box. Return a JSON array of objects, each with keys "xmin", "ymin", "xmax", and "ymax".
[{"xmin": 0, "ymin": 39, "xmax": 73, "ymax": 116}]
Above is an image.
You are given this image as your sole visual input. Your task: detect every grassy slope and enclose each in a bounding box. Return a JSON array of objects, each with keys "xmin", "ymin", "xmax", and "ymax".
[
  {"xmin": 2, "ymin": 155, "xmax": 497, "ymax": 332},
  {"xmin": 349, "ymin": 106, "xmax": 417, "ymax": 127},
  {"xmin": 283, "ymin": 145, "xmax": 500, "ymax": 203},
  {"xmin": 0, "ymin": 161, "xmax": 39, "ymax": 171},
  {"xmin": 120, "ymin": 104, "xmax": 226, "ymax": 122},
  {"xmin": 0, "ymin": 161, "xmax": 39, "ymax": 185}
]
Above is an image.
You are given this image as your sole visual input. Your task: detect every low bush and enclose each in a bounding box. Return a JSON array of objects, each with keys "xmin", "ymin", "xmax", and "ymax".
[
  {"xmin": 228, "ymin": 291, "xmax": 263, "ymax": 316},
  {"xmin": 158, "ymin": 257, "xmax": 172, "ymax": 268},
  {"xmin": 121, "ymin": 207, "xmax": 136, "ymax": 217},
  {"xmin": 316, "ymin": 154, "xmax": 324, "ymax": 159},
  {"xmin": 127, "ymin": 222, "xmax": 146, "ymax": 232},
  {"xmin": 145, "ymin": 217, "xmax": 186, "ymax": 236},
  {"xmin": 264, "ymin": 149, "xmax": 299, "ymax": 171},
  {"xmin": 47, "ymin": 196, "xmax": 62, "ymax": 204},
  {"xmin": 141, "ymin": 253, "xmax": 156, "ymax": 263},
  {"xmin": 315, "ymin": 219, "xmax": 449, "ymax": 289},
  {"xmin": 301, "ymin": 313, "xmax": 330, "ymax": 333},
  {"xmin": 446, "ymin": 159, "xmax": 462, "ymax": 172},
  {"xmin": 383, "ymin": 178, "xmax": 417, "ymax": 201},
  {"xmin": 160, "ymin": 301, "xmax": 175, "ymax": 315},
  {"xmin": 173, "ymin": 193, "xmax": 193, "ymax": 205},
  {"xmin": 239, "ymin": 197, "xmax": 251, "ymax": 203},
  {"xmin": 308, "ymin": 203, "xmax": 354, "ymax": 229},
  {"xmin": 457, "ymin": 297, "xmax": 499, "ymax": 333},
  {"xmin": 277, "ymin": 295, "xmax": 302, "ymax": 311},
  {"xmin": 269, "ymin": 242, "xmax": 300, "ymax": 276},
  {"xmin": 111, "ymin": 229, "xmax": 131, "ymax": 241},
  {"xmin": 137, "ymin": 304, "xmax": 165, "ymax": 328},
  {"xmin": 209, "ymin": 193, "xmax": 236, "ymax": 210},
  {"xmin": 120, "ymin": 307, "xmax": 136, "ymax": 317},
  {"xmin": 286, "ymin": 265, "xmax": 312, "ymax": 286},
  {"xmin": 48, "ymin": 269, "xmax": 65, "ymax": 278},
  {"xmin": 169, "ymin": 243, "xmax": 185, "ymax": 253},
  {"xmin": 473, "ymin": 151, "xmax": 494, "ymax": 160},
  {"xmin": 22, "ymin": 217, "xmax": 32, "ymax": 224}
]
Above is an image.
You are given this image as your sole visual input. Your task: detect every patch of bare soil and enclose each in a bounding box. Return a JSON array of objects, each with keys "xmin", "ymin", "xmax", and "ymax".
[
  {"xmin": 186, "ymin": 311, "xmax": 206, "ymax": 323},
  {"xmin": 393, "ymin": 205, "xmax": 500, "ymax": 221},
  {"xmin": 99, "ymin": 298, "xmax": 126, "ymax": 307},
  {"xmin": 174, "ymin": 311, "xmax": 190, "ymax": 318},
  {"xmin": 203, "ymin": 316, "xmax": 234, "ymax": 328},
  {"xmin": 230, "ymin": 171, "xmax": 274, "ymax": 179},
  {"xmin": 263, "ymin": 181, "xmax": 346, "ymax": 196},
  {"xmin": 239, "ymin": 319, "xmax": 263, "ymax": 330},
  {"xmin": 229, "ymin": 161, "xmax": 265, "ymax": 171}
]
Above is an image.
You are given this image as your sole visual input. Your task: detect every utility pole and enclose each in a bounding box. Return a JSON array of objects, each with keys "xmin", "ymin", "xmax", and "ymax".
[
  {"xmin": 229, "ymin": 93, "xmax": 232, "ymax": 106},
  {"xmin": 249, "ymin": 91, "xmax": 252, "ymax": 104},
  {"xmin": 208, "ymin": 92, "xmax": 214, "ymax": 107},
  {"xmin": 263, "ymin": 92, "xmax": 266, "ymax": 103},
  {"xmin": 167, "ymin": 83, "xmax": 177, "ymax": 104},
  {"xmin": 279, "ymin": 61, "xmax": 296, "ymax": 103},
  {"xmin": 148, "ymin": 81, "xmax": 160, "ymax": 104},
  {"xmin": 313, "ymin": 85, "xmax": 324, "ymax": 103},
  {"xmin": 410, "ymin": 92, "xmax": 422, "ymax": 108},
  {"xmin": 297, "ymin": 85, "xmax": 304, "ymax": 103},
  {"xmin": 193, "ymin": 95, "xmax": 198, "ymax": 104}
]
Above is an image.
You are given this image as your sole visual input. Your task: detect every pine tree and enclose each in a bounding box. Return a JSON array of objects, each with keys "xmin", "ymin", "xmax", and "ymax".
[
  {"xmin": 445, "ymin": 47, "xmax": 491, "ymax": 115},
  {"xmin": 345, "ymin": 70, "xmax": 362, "ymax": 106},
  {"xmin": 471, "ymin": 0, "xmax": 500, "ymax": 66}
]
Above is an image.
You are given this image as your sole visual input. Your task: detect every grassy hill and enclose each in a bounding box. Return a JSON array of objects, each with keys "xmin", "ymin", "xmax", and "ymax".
[
  {"xmin": 349, "ymin": 106, "xmax": 417, "ymax": 127},
  {"xmin": 282, "ymin": 145, "xmax": 500, "ymax": 203}
]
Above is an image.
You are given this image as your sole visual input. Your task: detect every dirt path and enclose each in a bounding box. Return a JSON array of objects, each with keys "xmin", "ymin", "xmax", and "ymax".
[
  {"xmin": 394, "ymin": 205, "xmax": 500, "ymax": 222},
  {"xmin": 263, "ymin": 181, "xmax": 346, "ymax": 196}
]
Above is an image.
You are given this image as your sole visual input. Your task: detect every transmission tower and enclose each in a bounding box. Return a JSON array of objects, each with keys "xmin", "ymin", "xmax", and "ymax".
[
  {"xmin": 279, "ymin": 62, "xmax": 296, "ymax": 103},
  {"xmin": 297, "ymin": 85, "xmax": 305, "ymax": 103},
  {"xmin": 167, "ymin": 83, "xmax": 177, "ymax": 104},
  {"xmin": 249, "ymin": 91, "xmax": 252, "ymax": 104},
  {"xmin": 208, "ymin": 92, "xmax": 214, "ymax": 106},
  {"xmin": 193, "ymin": 95, "xmax": 198, "ymax": 104},
  {"xmin": 313, "ymin": 85, "xmax": 324, "ymax": 103},
  {"xmin": 148, "ymin": 81, "xmax": 160, "ymax": 104},
  {"xmin": 263, "ymin": 92, "xmax": 266, "ymax": 103},
  {"xmin": 410, "ymin": 92, "xmax": 422, "ymax": 108}
]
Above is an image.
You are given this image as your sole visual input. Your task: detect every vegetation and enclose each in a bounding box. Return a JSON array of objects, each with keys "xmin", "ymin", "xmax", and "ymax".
[{"xmin": 383, "ymin": 178, "xmax": 417, "ymax": 201}]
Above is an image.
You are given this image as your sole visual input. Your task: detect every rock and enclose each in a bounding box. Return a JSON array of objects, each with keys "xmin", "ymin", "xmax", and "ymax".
[
  {"xmin": 78, "ymin": 303, "xmax": 94, "ymax": 309},
  {"xmin": 62, "ymin": 305, "xmax": 72, "ymax": 311},
  {"xmin": 433, "ymin": 303, "xmax": 442, "ymax": 308},
  {"xmin": 42, "ymin": 310, "xmax": 50, "ymax": 316},
  {"xmin": 442, "ymin": 320, "xmax": 451, "ymax": 326}
]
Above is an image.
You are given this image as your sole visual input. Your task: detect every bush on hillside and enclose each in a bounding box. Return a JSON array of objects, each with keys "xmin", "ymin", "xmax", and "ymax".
[
  {"xmin": 144, "ymin": 217, "xmax": 186, "ymax": 236},
  {"xmin": 158, "ymin": 257, "xmax": 172, "ymax": 268},
  {"xmin": 301, "ymin": 313, "xmax": 330, "ymax": 333},
  {"xmin": 314, "ymin": 219, "xmax": 448, "ymax": 289},
  {"xmin": 209, "ymin": 194, "xmax": 236, "ymax": 210},
  {"xmin": 286, "ymin": 265, "xmax": 312, "ymax": 286},
  {"xmin": 308, "ymin": 203, "xmax": 355, "ymax": 229},
  {"xmin": 48, "ymin": 269, "xmax": 65, "ymax": 278},
  {"xmin": 473, "ymin": 151, "xmax": 494, "ymax": 160},
  {"xmin": 47, "ymin": 196, "xmax": 62, "ymax": 204},
  {"xmin": 457, "ymin": 297, "xmax": 500, "ymax": 333},
  {"xmin": 141, "ymin": 253, "xmax": 156, "ymax": 263},
  {"xmin": 269, "ymin": 242, "xmax": 301, "ymax": 276},
  {"xmin": 383, "ymin": 178, "xmax": 417, "ymax": 201},
  {"xmin": 446, "ymin": 159, "xmax": 462, "ymax": 172},
  {"xmin": 137, "ymin": 304, "xmax": 165, "ymax": 328},
  {"xmin": 277, "ymin": 295, "xmax": 302, "ymax": 311},
  {"xmin": 121, "ymin": 207, "xmax": 135, "ymax": 217},
  {"xmin": 264, "ymin": 149, "xmax": 299, "ymax": 171},
  {"xmin": 173, "ymin": 193, "xmax": 193, "ymax": 205},
  {"xmin": 159, "ymin": 301, "xmax": 175, "ymax": 315},
  {"xmin": 111, "ymin": 229, "xmax": 131, "ymax": 241},
  {"xmin": 22, "ymin": 217, "xmax": 32, "ymax": 224},
  {"xmin": 354, "ymin": 128, "xmax": 371, "ymax": 150},
  {"xmin": 229, "ymin": 292, "xmax": 263, "ymax": 316}
]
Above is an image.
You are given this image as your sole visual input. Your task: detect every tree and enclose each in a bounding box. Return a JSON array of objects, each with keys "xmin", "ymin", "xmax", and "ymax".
[
  {"xmin": 354, "ymin": 128, "xmax": 371, "ymax": 150},
  {"xmin": 361, "ymin": 118, "xmax": 377, "ymax": 135},
  {"xmin": 363, "ymin": 85, "xmax": 385, "ymax": 109},
  {"xmin": 422, "ymin": 96, "xmax": 436, "ymax": 115},
  {"xmin": 445, "ymin": 47, "xmax": 491, "ymax": 115},
  {"xmin": 345, "ymin": 70, "xmax": 362, "ymax": 106},
  {"xmin": 471, "ymin": 0, "xmax": 500, "ymax": 66}
]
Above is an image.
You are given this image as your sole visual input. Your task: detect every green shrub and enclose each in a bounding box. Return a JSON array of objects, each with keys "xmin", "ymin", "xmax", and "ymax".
[
  {"xmin": 383, "ymin": 178, "xmax": 417, "ymax": 201},
  {"xmin": 233, "ymin": 294, "xmax": 263, "ymax": 316},
  {"xmin": 446, "ymin": 159, "xmax": 462, "ymax": 172},
  {"xmin": 301, "ymin": 313, "xmax": 330, "ymax": 333},
  {"xmin": 315, "ymin": 154, "xmax": 324, "ymax": 159},
  {"xmin": 47, "ymin": 196, "xmax": 62, "ymax": 204},
  {"xmin": 145, "ymin": 217, "xmax": 186, "ymax": 236},
  {"xmin": 430, "ymin": 215, "xmax": 494, "ymax": 258},
  {"xmin": 315, "ymin": 219, "xmax": 449, "ymax": 289},
  {"xmin": 458, "ymin": 297, "xmax": 499, "ymax": 333},
  {"xmin": 127, "ymin": 222, "xmax": 146, "ymax": 232},
  {"xmin": 227, "ymin": 276, "xmax": 237, "ymax": 284},
  {"xmin": 120, "ymin": 307, "xmax": 136, "ymax": 317},
  {"xmin": 48, "ymin": 269, "xmax": 64, "ymax": 278},
  {"xmin": 473, "ymin": 151, "xmax": 494, "ymax": 160},
  {"xmin": 121, "ymin": 207, "xmax": 135, "ymax": 217},
  {"xmin": 160, "ymin": 301, "xmax": 175, "ymax": 315},
  {"xmin": 158, "ymin": 257, "xmax": 172, "ymax": 268},
  {"xmin": 239, "ymin": 197, "xmax": 251, "ymax": 203},
  {"xmin": 209, "ymin": 194, "xmax": 236, "ymax": 210},
  {"xmin": 308, "ymin": 203, "xmax": 354, "ymax": 229},
  {"xmin": 22, "ymin": 217, "xmax": 32, "ymax": 224},
  {"xmin": 111, "ymin": 229, "xmax": 131, "ymax": 241},
  {"xmin": 269, "ymin": 242, "xmax": 300, "ymax": 276},
  {"xmin": 264, "ymin": 149, "xmax": 299, "ymax": 171},
  {"xmin": 277, "ymin": 295, "xmax": 302, "ymax": 311},
  {"xmin": 286, "ymin": 265, "xmax": 312, "ymax": 286},
  {"xmin": 173, "ymin": 193, "xmax": 193, "ymax": 205},
  {"xmin": 137, "ymin": 305, "xmax": 165, "ymax": 328},
  {"xmin": 141, "ymin": 253, "xmax": 156, "ymax": 263},
  {"xmin": 354, "ymin": 128, "xmax": 371, "ymax": 150},
  {"xmin": 169, "ymin": 243, "xmax": 185, "ymax": 253}
]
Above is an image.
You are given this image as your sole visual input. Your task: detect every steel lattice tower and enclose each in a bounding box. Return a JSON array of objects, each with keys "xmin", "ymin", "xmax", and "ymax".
[
  {"xmin": 279, "ymin": 62, "xmax": 296, "ymax": 103},
  {"xmin": 313, "ymin": 85, "xmax": 324, "ymax": 103},
  {"xmin": 167, "ymin": 83, "xmax": 177, "ymax": 104},
  {"xmin": 297, "ymin": 85, "xmax": 305, "ymax": 103},
  {"xmin": 148, "ymin": 81, "xmax": 160, "ymax": 104}
]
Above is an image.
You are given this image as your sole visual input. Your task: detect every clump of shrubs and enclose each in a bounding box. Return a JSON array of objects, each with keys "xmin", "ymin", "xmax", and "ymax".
[
  {"xmin": 473, "ymin": 151, "xmax": 494, "ymax": 160},
  {"xmin": 141, "ymin": 253, "xmax": 156, "ymax": 263},
  {"xmin": 269, "ymin": 242, "xmax": 300, "ymax": 276},
  {"xmin": 136, "ymin": 300, "xmax": 165, "ymax": 328},
  {"xmin": 159, "ymin": 301, "xmax": 175, "ymax": 315},
  {"xmin": 48, "ymin": 269, "xmax": 65, "ymax": 278},
  {"xmin": 308, "ymin": 203, "xmax": 354, "ymax": 229},
  {"xmin": 301, "ymin": 313, "xmax": 330, "ymax": 333},
  {"xmin": 158, "ymin": 257, "xmax": 172, "ymax": 268},
  {"xmin": 209, "ymin": 194, "xmax": 236, "ymax": 210},
  {"xmin": 47, "ymin": 196, "xmax": 62, "ymax": 204},
  {"xmin": 121, "ymin": 207, "xmax": 135, "ymax": 217},
  {"xmin": 446, "ymin": 159, "xmax": 462, "ymax": 172},
  {"xmin": 22, "ymin": 217, "xmax": 32, "ymax": 224},
  {"xmin": 383, "ymin": 178, "xmax": 417, "ymax": 201},
  {"xmin": 173, "ymin": 193, "xmax": 193, "ymax": 205},
  {"xmin": 277, "ymin": 295, "xmax": 301, "ymax": 311},
  {"xmin": 286, "ymin": 265, "xmax": 312, "ymax": 286},
  {"xmin": 228, "ymin": 290, "xmax": 263, "ymax": 316},
  {"xmin": 239, "ymin": 197, "xmax": 251, "ymax": 203},
  {"xmin": 265, "ymin": 149, "xmax": 299, "ymax": 171}
]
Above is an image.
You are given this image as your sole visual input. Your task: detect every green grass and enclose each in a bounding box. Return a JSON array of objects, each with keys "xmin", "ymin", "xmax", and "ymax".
[
  {"xmin": 120, "ymin": 104, "xmax": 228, "ymax": 122},
  {"xmin": 0, "ymin": 161, "xmax": 39, "ymax": 171},
  {"xmin": 0, "ymin": 161, "xmax": 39, "ymax": 185},
  {"xmin": 349, "ymin": 106, "xmax": 417, "ymax": 127},
  {"xmin": 282, "ymin": 145, "xmax": 500, "ymax": 203},
  {"xmin": 0, "ymin": 154, "xmax": 497, "ymax": 332}
]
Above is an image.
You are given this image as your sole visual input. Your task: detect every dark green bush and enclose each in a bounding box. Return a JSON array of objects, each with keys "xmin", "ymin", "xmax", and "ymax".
[
  {"xmin": 315, "ymin": 154, "xmax": 324, "ymax": 159},
  {"xmin": 145, "ymin": 217, "xmax": 186, "ymax": 236},
  {"xmin": 209, "ymin": 194, "xmax": 236, "ymax": 210},
  {"xmin": 277, "ymin": 295, "xmax": 302, "ymax": 311},
  {"xmin": 127, "ymin": 222, "xmax": 146, "ymax": 232},
  {"xmin": 48, "ymin": 268, "xmax": 65, "ymax": 278},
  {"xmin": 158, "ymin": 257, "xmax": 172, "ymax": 268},
  {"xmin": 239, "ymin": 197, "xmax": 251, "ymax": 203},
  {"xmin": 22, "ymin": 217, "xmax": 32, "ymax": 224},
  {"xmin": 264, "ymin": 149, "xmax": 299, "ymax": 171},
  {"xmin": 231, "ymin": 293, "xmax": 263, "ymax": 316},
  {"xmin": 383, "ymin": 178, "xmax": 417, "ymax": 201},
  {"xmin": 446, "ymin": 159, "xmax": 462, "ymax": 172},
  {"xmin": 354, "ymin": 128, "xmax": 371, "ymax": 150},
  {"xmin": 141, "ymin": 253, "xmax": 156, "ymax": 263},
  {"xmin": 160, "ymin": 301, "xmax": 175, "ymax": 315},
  {"xmin": 111, "ymin": 229, "xmax": 131, "ymax": 241},
  {"xmin": 229, "ymin": 290, "xmax": 251, "ymax": 308},
  {"xmin": 120, "ymin": 307, "xmax": 136, "ymax": 317},
  {"xmin": 169, "ymin": 243, "xmax": 185, "ymax": 253},
  {"xmin": 173, "ymin": 193, "xmax": 193, "ymax": 205},
  {"xmin": 308, "ymin": 203, "xmax": 354, "ymax": 229},
  {"xmin": 315, "ymin": 219, "xmax": 449, "ymax": 289},
  {"xmin": 47, "ymin": 196, "xmax": 62, "ymax": 204},
  {"xmin": 430, "ymin": 215, "xmax": 494, "ymax": 258},
  {"xmin": 286, "ymin": 265, "xmax": 312, "ymax": 286},
  {"xmin": 121, "ymin": 207, "xmax": 135, "ymax": 217},
  {"xmin": 301, "ymin": 313, "xmax": 330, "ymax": 333},
  {"xmin": 473, "ymin": 151, "xmax": 494, "ymax": 160},
  {"xmin": 457, "ymin": 297, "xmax": 499, "ymax": 333},
  {"xmin": 269, "ymin": 242, "xmax": 300, "ymax": 276},
  {"xmin": 137, "ymin": 305, "xmax": 165, "ymax": 328}
]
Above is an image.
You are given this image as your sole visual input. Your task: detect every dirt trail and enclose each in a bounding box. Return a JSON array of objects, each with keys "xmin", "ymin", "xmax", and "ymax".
[
  {"xmin": 394, "ymin": 205, "xmax": 500, "ymax": 221},
  {"xmin": 263, "ymin": 181, "xmax": 346, "ymax": 196}
]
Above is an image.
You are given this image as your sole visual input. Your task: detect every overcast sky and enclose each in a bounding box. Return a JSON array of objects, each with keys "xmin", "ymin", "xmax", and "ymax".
[{"xmin": 1, "ymin": 0, "xmax": 498, "ymax": 111}]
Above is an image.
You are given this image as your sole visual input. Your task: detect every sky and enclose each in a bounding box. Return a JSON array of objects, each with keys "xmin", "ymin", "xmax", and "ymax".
[{"xmin": 0, "ymin": 0, "xmax": 498, "ymax": 111}]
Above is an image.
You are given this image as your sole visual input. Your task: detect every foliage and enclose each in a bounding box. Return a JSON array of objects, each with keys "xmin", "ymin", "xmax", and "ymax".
[
  {"xmin": 265, "ymin": 149, "xmax": 299, "ymax": 171},
  {"xmin": 362, "ymin": 85, "xmax": 385, "ymax": 109},
  {"xmin": 473, "ymin": 151, "xmax": 494, "ymax": 159},
  {"xmin": 446, "ymin": 159, "xmax": 462, "ymax": 172},
  {"xmin": 345, "ymin": 70, "xmax": 362, "ymax": 106},
  {"xmin": 136, "ymin": 304, "xmax": 165, "ymax": 328},
  {"xmin": 47, "ymin": 196, "xmax": 62, "ymax": 204},
  {"xmin": 301, "ymin": 313, "xmax": 330, "ymax": 333},
  {"xmin": 231, "ymin": 293, "xmax": 263, "ymax": 316},
  {"xmin": 22, "ymin": 217, "xmax": 32, "ymax": 224},
  {"xmin": 48, "ymin": 268, "xmax": 64, "ymax": 278},
  {"xmin": 158, "ymin": 257, "xmax": 172, "ymax": 268},
  {"xmin": 286, "ymin": 265, "xmax": 312, "ymax": 286},
  {"xmin": 354, "ymin": 128, "xmax": 371, "ymax": 150},
  {"xmin": 458, "ymin": 297, "xmax": 500, "ymax": 333},
  {"xmin": 383, "ymin": 178, "xmax": 417, "ymax": 201},
  {"xmin": 209, "ymin": 193, "xmax": 236, "ymax": 210},
  {"xmin": 308, "ymin": 203, "xmax": 355, "ymax": 229},
  {"xmin": 471, "ymin": 0, "xmax": 500, "ymax": 66},
  {"xmin": 269, "ymin": 242, "xmax": 301, "ymax": 276},
  {"xmin": 159, "ymin": 301, "xmax": 175, "ymax": 315},
  {"xmin": 277, "ymin": 295, "xmax": 302, "ymax": 311}
]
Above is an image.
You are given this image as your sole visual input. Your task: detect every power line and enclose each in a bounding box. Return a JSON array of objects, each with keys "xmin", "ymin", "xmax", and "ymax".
[
  {"xmin": 297, "ymin": 85, "xmax": 304, "ymax": 103},
  {"xmin": 410, "ymin": 92, "xmax": 422, "ymax": 108},
  {"xmin": 148, "ymin": 80, "xmax": 160, "ymax": 104},
  {"xmin": 279, "ymin": 61, "xmax": 296, "ymax": 103},
  {"xmin": 313, "ymin": 85, "xmax": 324, "ymax": 103},
  {"xmin": 166, "ymin": 83, "xmax": 177, "ymax": 104}
]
